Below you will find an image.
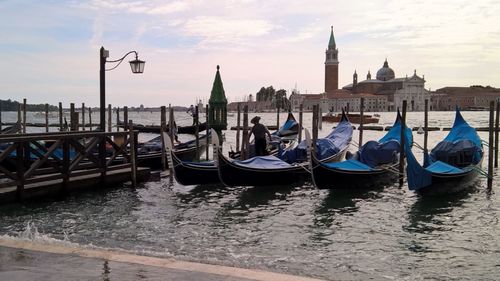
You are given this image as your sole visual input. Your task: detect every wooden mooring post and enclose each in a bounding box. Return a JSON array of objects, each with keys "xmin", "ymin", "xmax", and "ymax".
[
  {"xmin": 298, "ymin": 104, "xmax": 303, "ymax": 143},
  {"xmin": 123, "ymin": 106, "xmax": 128, "ymax": 131},
  {"xmin": 116, "ymin": 107, "xmax": 120, "ymax": 132},
  {"xmin": 241, "ymin": 105, "xmax": 249, "ymax": 160},
  {"xmin": 45, "ymin": 103, "xmax": 49, "ymax": 133},
  {"xmin": 129, "ymin": 121, "xmax": 137, "ymax": 187},
  {"xmin": 160, "ymin": 106, "xmax": 167, "ymax": 171},
  {"xmin": 88, "ymin": 107, "xmax": 92, "ymax": 130},
  {"xmin": 312, "ymin": 105, "xmax": 318, "ymax": 145},
  {"xmin": 168, "ymin": 105, "xmax": 174, "ymax": 174},
  {"xmin": 59, "ymin": 102, "xmax": 63, "ymax": 131},
  {"xmin": 205, "ymin": 104, "xmax": 209, "ymax": 161},
  {"xmin": 276, "ymin": 106, "xmax": 280, "ymax": 131},
  {"xmin": 495, "ymin": 100, "xmax": 499, "ymax": 168},
  {"xmin": 22, "ymin": 98, "xmax": 27, "ymax": 134},
  {"xmin": 359, "ymin": 98, "xmax": 364, "ymax": 147},
  {"xmin": 194, "ymin": 105, "xmax": 200, "ymax": 161},
  {"xmin": 318, "ymin": 106, "xmax": 322, "ymax": 130},
  {"xmin": 236, "ymin": 103, "xmax": 241, "ymax": 152},
  {"xmin": 488, "ymin": 101, "xmax": 494, "ymax": 189},
  {"xmin": 399, "ymin": 100, "xmax": 407, "ymax": 187},
  {"xmin": 70, "ymin": 103, "xmax": 76, "ymax": 131},
  {"xmin": 81, "ymin": 103, "xmax": 85, "ymax": 131},
  {"xmin": 108, "ymin": 104, "xmax": 112, "ymax": 132},
  {"xmin": 17, "ymin": 104, "xmax": 22, "ymax": 133},
  {"xmin": 424, "ymin": 99, "xmax": 429, "ymax": 154}
]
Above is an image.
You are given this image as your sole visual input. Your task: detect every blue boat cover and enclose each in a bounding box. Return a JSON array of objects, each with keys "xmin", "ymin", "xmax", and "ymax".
[
  {"xmin": 358, "ymin": 140, "xmax": 400, "ymax": 167},
  {"xmin": 322, "ymin": 159, "xmax": 373, "ymax": 171},
  {"xmin": 279, "ymin": 115, "xmax": 352, "ymax": 163},
  {"xmin": 233, "ymin": 155, "xmax": 293, "ymax": 169},
  {"xmin": 355, "ymin": 111, "xmax": 413, "ymax": 168},
  {"xmin": 429, "ymin": 109, "xmax": 483, "ymax": 166},
  {"xmin": 273, "ymin": 112, "xmax": 299, "ymax": 137},
  {"xmin": 426, "ymin": 160, "xmax": 464, "ymax": 174},
  {"xmin": 7, "ymin": 147, "xmax": 77, "ymax": 160},
  {"xmin": 405, "ymin": 109, "xmax": 483, "ymax": 191},
  {"xmin": 405, "ymin": 144, "xmax": 432, "ymax": 191}
]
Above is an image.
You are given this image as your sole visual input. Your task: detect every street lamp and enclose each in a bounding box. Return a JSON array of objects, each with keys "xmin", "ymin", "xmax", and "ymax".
[{"xmin": 99, "ymin": 46, "xmax": 145, "ymax": 131}]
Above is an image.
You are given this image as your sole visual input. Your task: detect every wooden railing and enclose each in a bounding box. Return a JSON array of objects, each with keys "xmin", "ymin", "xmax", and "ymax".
[{"xmin": 0, "ymin": 130, "xmax": 138, "ymax": 200}]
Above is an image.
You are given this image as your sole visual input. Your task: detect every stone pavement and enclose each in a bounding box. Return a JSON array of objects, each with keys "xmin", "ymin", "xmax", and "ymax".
[{"xmin": 0, "ymin": 238, "xmax": 325, "ymax": 281}]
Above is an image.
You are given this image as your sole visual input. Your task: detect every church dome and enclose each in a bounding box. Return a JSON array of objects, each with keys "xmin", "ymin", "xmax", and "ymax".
[{"xmin": 376, "ymin": 59, "xmax": 395, "ymax": 81}]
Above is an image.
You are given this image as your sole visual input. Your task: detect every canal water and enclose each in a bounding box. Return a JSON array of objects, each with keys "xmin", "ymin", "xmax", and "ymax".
[{"xmin": 1, "ymin": 110, "xmax": 499, "ymax": 280}]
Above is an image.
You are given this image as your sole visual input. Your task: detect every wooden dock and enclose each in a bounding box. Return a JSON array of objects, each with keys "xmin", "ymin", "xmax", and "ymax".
[
  {"xmin": 0, "ymin": 166, "xmax": 150, "ymax": 204},
  {"xmin": 0, "ymin": 130, "xmax": 151, "ymax": 204}
]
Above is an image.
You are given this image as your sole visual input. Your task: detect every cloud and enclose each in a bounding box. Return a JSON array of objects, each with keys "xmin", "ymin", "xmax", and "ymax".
[{"xmin": 183, "ymin": 16, "xmax": 276, "ymax": 46}]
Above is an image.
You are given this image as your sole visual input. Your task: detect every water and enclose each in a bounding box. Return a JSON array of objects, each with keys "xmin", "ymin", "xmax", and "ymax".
[{"xmin": 1, "ymin": 110, "xmax": 500, "ymax": 280}]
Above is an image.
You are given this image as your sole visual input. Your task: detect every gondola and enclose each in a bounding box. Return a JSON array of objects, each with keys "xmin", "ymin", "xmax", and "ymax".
[
  {"xmin": 118, "ymin": 121, "xmax": 208, "ymax": 134},
  {"xmin": 405, "ymin": 108, "xmax": 484, "ymax": 193},
  {"xmin": 163, "ymin": 132, "xmax": 220, "ymax": 185},
  {"xmin": 309, "ymin": 111, "xmax": 413, "ymax": 189},
  {"xmin": 213, "ymin": 130, "xmax": 309, "ymax": 187},
  {"xmin": 229, "ymin": 111, "xmax": 299, "ymax": 159},
  {"xmin": 279, "ymin": 110, "xmax": 353, "ymax": 164}
]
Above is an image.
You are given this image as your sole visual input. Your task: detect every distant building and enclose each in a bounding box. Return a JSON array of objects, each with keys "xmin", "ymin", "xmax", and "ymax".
[
  {"xmin": 290, "ymin": 90, "xmax": 387, "ymax": 112},
  {"xmin": 343, "ymin": 61, "xmax": 429, "ymax": 111},
  {"xmin": 430, "ymin": 86, "xmax": 500, "ymax": 110}
]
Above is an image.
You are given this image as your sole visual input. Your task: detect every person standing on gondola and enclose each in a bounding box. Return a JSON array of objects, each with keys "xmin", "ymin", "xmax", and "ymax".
[{"xmin": 250, "ymin": 116, "xmax": 271, "ymax": 156}]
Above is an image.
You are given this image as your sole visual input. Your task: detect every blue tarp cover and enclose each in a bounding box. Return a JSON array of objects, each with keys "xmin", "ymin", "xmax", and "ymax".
[
  {"xmin": 430, "ymin": 140, "xmax": 482, "ymax": 166},
  {"xmin": 233, "ymin": 155, "xmax": 292, "ymax": 169},
  {"xmin": 274, "ymin": 112, "xmax": 299, "ymax": 137},
  {"xmin": 358, "ymin": 140, "xmax": 400, "ymax": 168},
  {"xmin": 426, "ymin": 160, "xmax": 464, "ymax": 174},
  {"xmin": 405, "ymin": 144, "xmax": 432, "ymax": 191},
  {"xmin": 322, "ymin": 159, "xmax": 373, "ymax": 171},
  {"xmin": 353, "ymin": 111, "xmax": 411, "ymax": 168},
  {"xmin": 279, "ymin": 117, "xmax": 352, "ymax": 163}
]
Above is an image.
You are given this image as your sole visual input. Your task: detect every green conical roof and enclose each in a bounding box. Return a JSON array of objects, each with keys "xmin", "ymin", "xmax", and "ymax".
[
  {"xmin": 328, "ymin": 26, "xmax": 336, "ymax": 49},
  {"xmin": 209, "ymin": 65, "xmax": 227, "ymax": 104}
]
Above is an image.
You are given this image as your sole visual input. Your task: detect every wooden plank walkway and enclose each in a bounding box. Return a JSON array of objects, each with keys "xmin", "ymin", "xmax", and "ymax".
[{"xmin": 0, "ymin": 167, "xmax": 150, "ymax": 204}]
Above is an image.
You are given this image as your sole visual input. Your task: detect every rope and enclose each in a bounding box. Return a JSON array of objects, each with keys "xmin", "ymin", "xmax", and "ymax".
[{"xmin": 472, "ymin": 166, "xmax": 489, "ymax": 178}]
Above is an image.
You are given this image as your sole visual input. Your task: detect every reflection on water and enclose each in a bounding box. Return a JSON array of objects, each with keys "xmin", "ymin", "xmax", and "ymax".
[
  {"xmin": 314, "ymin": 187, "xmax": 385, "ymax": 229},
  {"xmin": 102, "ymin": 260, "xmax": 110, "ymax": 281}
]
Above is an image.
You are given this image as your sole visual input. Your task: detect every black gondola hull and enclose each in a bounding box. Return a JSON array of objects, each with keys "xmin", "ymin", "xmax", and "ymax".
[
  {"xmin": 171, "ymin": 150, "xmax": 219, "ymax": 185},
  {"xmin": 217, "ymin": 151, "xmax": 308, "ymax": 187},
  {"xmin": 416, "ymin": 168, "xmax": 479, "ymax": 194},
  {"xmin": 312, "ymin": 163, "xmax": 397, "ymax": 189}
]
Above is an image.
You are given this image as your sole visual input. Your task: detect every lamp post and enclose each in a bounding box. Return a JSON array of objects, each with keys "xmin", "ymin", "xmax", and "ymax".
[{"xmin": 99, "ymin": 46, "xmax": 145, "ymax": 131}]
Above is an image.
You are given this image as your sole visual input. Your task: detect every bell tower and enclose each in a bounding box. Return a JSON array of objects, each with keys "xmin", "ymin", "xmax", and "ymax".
[{"xmin": 325, "ymin": 26, "xmax": 339, "ymax": 93}]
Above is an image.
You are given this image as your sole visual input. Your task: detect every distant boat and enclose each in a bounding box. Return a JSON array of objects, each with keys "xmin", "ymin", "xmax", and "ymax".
[
  {"xmin": 417, "ymin": 126, "xmax": 424, "ymax": 134},
  {"xmin": 118, "ymin": 121, "xmax": 208, "ymax": 134},
  {"xmin": 463, "ymin": 106, "xmax": 487, "ymax": 111},
  {"xmin": 322, "ymin": 112, "xmax": 379, "ymax": 124}
]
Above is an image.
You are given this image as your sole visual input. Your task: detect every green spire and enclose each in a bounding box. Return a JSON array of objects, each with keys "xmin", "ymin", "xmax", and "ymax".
[
  {"xmin": 208, "ymin": 65, "xmax": 227, "ymax": 132},
  {"xmin": 209, "ymin": 65, "xmax": 227, "ymax": 104},
  {"xmin": 328, "ymin": 26, "xmax": 336, "ymax": 49}
]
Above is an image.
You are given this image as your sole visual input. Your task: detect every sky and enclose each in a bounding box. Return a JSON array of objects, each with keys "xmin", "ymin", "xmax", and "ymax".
[{"xmin": 1, "ymin": 0, "xmax": 499, "ymax": 107}]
